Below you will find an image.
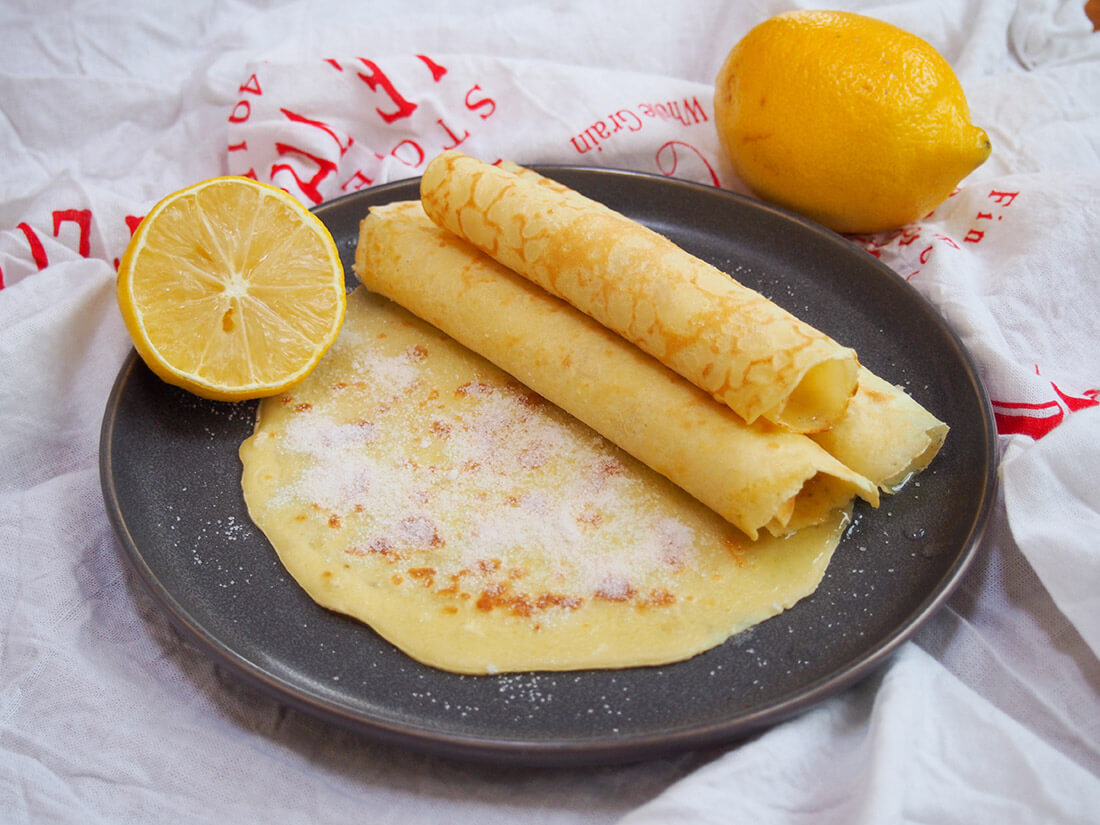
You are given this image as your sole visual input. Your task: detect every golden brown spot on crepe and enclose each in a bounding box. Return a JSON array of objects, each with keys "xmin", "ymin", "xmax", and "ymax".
[
  {"xmin": 723, "ymin": 534, "xmax": 750, "ymax": 567},
  {"xmin": 368, "ymin": 536, "xmax": 395, "ymax": 557},
  {"xmin": 408, "ymin": 567, "xmax": 436, "ymax": 587},
  {"xmin": 474, "ymin": 581, "xmax": 583, "ymax": 617},
  {"xmin": 595, "ymin": 576, "xmax": 637, "ymax": 602},
  {"xmin": 511, "ymin": 386, "xmax": 546, "ymax": 409},
  {"xmin": 455, "ymin": 381, "xmax": 493, "ymax": 398},
  {"xmin": 476, "ymin": 584, "xmax": 503, "ymax": 612},
  {"xmin": 436, "ymin": 580, "xmax": 459, "ymax": 597},
  {"xmin": 295, "ymin": 402, "xmax": 312, "ymax": 413},
  {"xmin": 506, "ymin": 595, "xmax": 538, "ymax": 617},
  {"xmin": 328, "ymin": 514, "xmax": 341, "ymax": 528},
  {"xmin": 406, "ymin": 344, "xmax": 429, "ymax": 363},
  {"xmin": 538, "ymin": 593, "xmax": 583, "ymax": 611},
  {"xmin": 641, "ymin": 588, "xmax": 676, "ymax": 608}
]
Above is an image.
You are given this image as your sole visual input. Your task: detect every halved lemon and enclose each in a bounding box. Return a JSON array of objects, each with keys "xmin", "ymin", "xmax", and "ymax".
[{"xmin": 117, "ymin": 176, "xmax": 346, "ymax": 401}]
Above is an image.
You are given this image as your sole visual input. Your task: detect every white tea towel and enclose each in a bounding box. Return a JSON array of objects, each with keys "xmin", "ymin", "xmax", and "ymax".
[{"xmin": 2, "ymin": 1, "xmax": 1098, "ymax": 822}]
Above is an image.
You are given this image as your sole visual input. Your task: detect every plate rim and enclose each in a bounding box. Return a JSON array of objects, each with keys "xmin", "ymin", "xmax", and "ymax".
[{"xmin": 99, "ymin": 167, "xmax": 999, "ymax": 767}]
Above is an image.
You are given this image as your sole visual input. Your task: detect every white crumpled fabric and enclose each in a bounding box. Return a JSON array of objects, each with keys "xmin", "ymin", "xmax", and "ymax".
[{"xmin": 2, "ymin": 1, "xmax": 1098, "ymax": 822}]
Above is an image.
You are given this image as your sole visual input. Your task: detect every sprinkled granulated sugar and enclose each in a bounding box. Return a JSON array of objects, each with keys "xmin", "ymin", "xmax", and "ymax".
[
  {"xmin": 240, "ymin": 291, "xmax": 849, "ymax": 675},
  {"xmin": 274, "ymin": 415, "xmax": 381, "ymax": 513},
  {"xmin": 265, "ymin": 337, "xmax": 700, "ymax": 619},
  {"xmin": 281, "ymin": 416, "xmax": 379, "ymax": 455}
]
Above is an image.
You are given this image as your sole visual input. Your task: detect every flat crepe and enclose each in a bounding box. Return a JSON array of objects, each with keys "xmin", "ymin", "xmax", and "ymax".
[
  {"xmin": 354, "ymin": 200, "xmax": 879, "ymax": 540},
  {"xmin": 239, "ymin": 287, "xmax": 852, "ymax": 674},
  {"xmin": 420, "ymin": 150, "xmax": 860, "ymax": 433}
]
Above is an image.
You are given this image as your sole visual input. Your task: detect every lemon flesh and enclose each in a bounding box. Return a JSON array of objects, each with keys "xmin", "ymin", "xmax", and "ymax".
[{"xmin": 117, "ymin": 177, "xmax": 346, "ymax": 401}]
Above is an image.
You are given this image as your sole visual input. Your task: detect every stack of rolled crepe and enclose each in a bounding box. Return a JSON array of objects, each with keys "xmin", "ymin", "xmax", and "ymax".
[{"xmin": 354, "ymin": 150, "xmax": 948, "ymax": 541}]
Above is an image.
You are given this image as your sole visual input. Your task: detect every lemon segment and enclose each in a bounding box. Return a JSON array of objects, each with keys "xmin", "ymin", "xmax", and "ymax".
[
  {"xmin": 117, "ymin": 177, "xmax": 346, "ymax": 401},
  {"xmin": 714, "ymin": 10, "xmax": 991, "ymax": 234}
]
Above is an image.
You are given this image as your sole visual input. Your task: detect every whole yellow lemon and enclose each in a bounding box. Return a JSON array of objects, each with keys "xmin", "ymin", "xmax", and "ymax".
[{"xmin": 713, "ymin": 10, "xmax": 991, "ymax": 234}]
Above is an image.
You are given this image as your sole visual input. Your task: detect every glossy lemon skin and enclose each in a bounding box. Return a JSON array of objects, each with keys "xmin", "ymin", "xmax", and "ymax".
[{"xmin": 714, "ymin": 10, "xmax": 991, "ymax": 234}]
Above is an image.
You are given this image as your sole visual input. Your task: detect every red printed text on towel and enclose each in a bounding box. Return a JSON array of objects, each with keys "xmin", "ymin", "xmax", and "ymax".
[{"xmin": 226, "ymin": 55, "xmax": 501, "ymax": 204}]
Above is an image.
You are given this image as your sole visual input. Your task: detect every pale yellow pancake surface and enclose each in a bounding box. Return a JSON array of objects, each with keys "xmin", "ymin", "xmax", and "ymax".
[
  {"xmin": 240, "ymin": 288, "xmax": 848, "ymax": 674},
  {"xmin": 355, "ymin": 200, "xmax": 878, "ymax": 541}
]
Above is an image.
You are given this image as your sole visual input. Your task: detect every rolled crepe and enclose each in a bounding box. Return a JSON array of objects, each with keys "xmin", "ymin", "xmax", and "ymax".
[
  {"xmin": 811, "ymin": 368, "xmax": 949, "ymax": 492},
  {"xmin": 498, "ymin": 160, "xmax": 950, "ymax": 489},
  {"xmin": 354, "ymin": 201, "xmax": 878, "ymax": 540},
  {"xmin": 419, "ymin": 150, "xmax": 860, "ymax": 434}
]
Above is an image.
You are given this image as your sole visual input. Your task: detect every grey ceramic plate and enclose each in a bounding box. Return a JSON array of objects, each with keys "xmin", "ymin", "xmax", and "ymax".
[{"xmin": 100, "ymin": 168, "xmax": 996, "ymax": 767}]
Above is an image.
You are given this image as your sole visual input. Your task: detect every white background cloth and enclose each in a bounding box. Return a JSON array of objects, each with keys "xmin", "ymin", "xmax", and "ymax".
[{"xmin": 2, "ymin": 0, "xmax": 1099, "ymax": 822}]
